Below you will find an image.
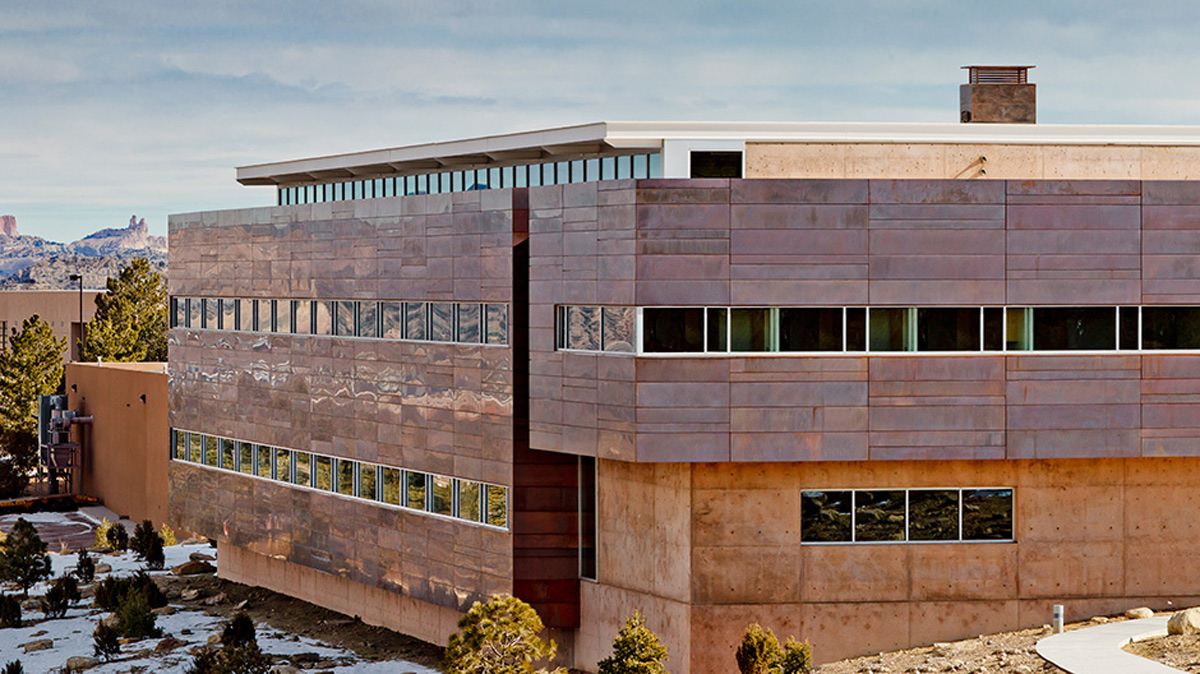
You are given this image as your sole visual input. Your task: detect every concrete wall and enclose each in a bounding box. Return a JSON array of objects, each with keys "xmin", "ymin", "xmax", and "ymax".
[
  {"xmin": 575, "ymin": 457, "xmax": 1200, "ymax": 673},
  {"xmin": 0, "ymin": 289, "xmax": 101, "ymax": 360},
  {"xmin": 746, "ymin": 143, "xmax": 1200, "ymax": 181},
  {"xmin": 66, "ymin": 361, "xmax": 169, "ymax": 526}
]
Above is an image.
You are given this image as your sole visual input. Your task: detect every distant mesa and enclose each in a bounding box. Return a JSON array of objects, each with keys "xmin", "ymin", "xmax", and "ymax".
[
  {"xmin": 0, "ymin": 215, "xmax": 16, "ymax": 237},
  {"xmin": 0, "ymin": 214, "xmax": 167, "ymax": 289}
]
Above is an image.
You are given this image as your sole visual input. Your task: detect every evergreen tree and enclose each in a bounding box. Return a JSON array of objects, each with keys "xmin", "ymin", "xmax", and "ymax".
[
  {"xmin": 0, "ymin": 518, "xmax": 51, "ymax": 597},
  {"xmin": 597, "ymin": 610, "xmax": 669, "ymax": 674},
  {"xmin": 444, "ymin": 594, "xmax": 564, "ymax": 674},
  {"xmin": 780, "ymin": 638, "xmax": 813, "ymax": 674},
  {"xmin": 0, "ymin": 314, "xmax": 64, "ymax": 498},
  {"xmin": 736, "ymin": 623, "xmax": 783, "ymax": 674},
  {"xmin": 82, "ymin": 257, "xmax": 168, "ymax": 362}
]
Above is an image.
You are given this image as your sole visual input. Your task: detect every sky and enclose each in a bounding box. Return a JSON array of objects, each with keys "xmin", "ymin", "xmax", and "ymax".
[{"xmin": 6, "ymin": 1, "xmax": 1200, "ymax": 242}]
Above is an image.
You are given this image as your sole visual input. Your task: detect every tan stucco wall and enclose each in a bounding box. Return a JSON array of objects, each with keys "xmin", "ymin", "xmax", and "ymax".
[
  {"xmin": 578, "ymin": 457, "xmax": 1200, "ymax": 673},
  {"xmin": 67, "ymin": 362, "xmax": 169, "ymax": 526},
  {"xmin": 746, "ymin": 143, "xmax": 1200, "ymax": 180},
  {"xmin": 0, "ymin": 290, "xmax": 102, "ymax": 360}
]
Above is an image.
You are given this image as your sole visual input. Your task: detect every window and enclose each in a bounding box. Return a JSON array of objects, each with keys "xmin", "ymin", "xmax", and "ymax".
[
  {"xmin": 294, "ymin": 300, "xmax": 311, "ymax": 335},
  {"xmin": 486, "ymin": 304, "xmax": 509, "ymax": 345},
  {"xmin": 643, "ymin": 308, "xmax": 704, "ymax": 353},
  {"xmin": 405, "ymin": 302, "xmax": 427, "ymax": 341},
  {"xmin": 294, "ymin": 452, "xmax": 312, "ymax": 487},
  {"xmin": 457, "ymin": 303, "xmax": 481, "ymax": 344},
  {"xmin": 1143, "ymin": 307, "xmax": 1200, "ymax": 349},
  {"xmin": 275, "ymin": 448, "xmax": 291, "ymax": 482},
  {"xmin": 189, "ymin": 433, "xmax": 202, "ymax": 463},
  {"xmin": 275, "ymin": 299, "xmax": 292, "ymax": 333},
  {"xmin": 429, "ymin": 303, "xmax": 454, "ymax": 342},
  {"xmin": 457, "ymin": 480, "xmax": 481, "ymax": 522},
  {"xmin": 432, "ymin": 476, "xmax": 453, "ymax": 515},
  {"xmin": 360, "ymin": 464, "xmax": 378, "ymax": 501},
  {"xmin": 690, "ymin": 151, "xmax": 743, "ymax": 178},
  {"xmin": 579, "ymin": 456, "xmax": 597, "ymax": 580},
  {"xmin": 916, "ymin": 307, "xmax": 980, "ymax": 351},
  {"xmin": 357, "ymin": 301, "xmax": 378, "ymax": 338},
  {"xmin": 869, "ymin": 308, "xmax": 913, "ymax": 351},
  {"xmin": 602, "ymin": 307, "xmax": 635, "ymax": 352},
  {"xmin": 255, "ymin": 445, "xmax": 271, "ymax": 479},
  {"xmin": 221, "ymin": 438, "xmax": 235, "ymax": 471},
  {"xmin": 382, "ymin": 468, "xmax": 401, "ymax": 505},
  {"xmin": 406, "ymin": 471, "xmax": 427, "ymax": 511},
  {"xmin": 221, "ymin": 299, "xmax": 236, "ymax": 331},
  {"xmin": 800, "ymin": 488, "xmax": 1014, "ymax": 544},
  {"xmin": 334, "ymin": 300, "xmax": 356, "ymax": 337},
  {"xmin": 486, "ymin": 485, "xmax": 508, "ymax": 528},
  {"xmin": 314, "ymin": 456, "xmax": 332, "ymax": 491},
  {"xmin": 564, "ymin": 306, "xmax": 601, "ymax": 350},
  {"xmin": 204, "ymin": 436, "xmax": 218, "ymax": 466},
  {"xmin": 336, "ymin": 460, "xmax": 355, "ymax": 496},
  {"xmin": 381, "ymin": 302, "xmax": 403, "ymax": 340},
  {"xmin": 314, "ymin": 301, "xmax": 334, "ymax": 335},
  {"xmin": 779, "ymin": 308, "xmax": 843, "ymax": 352},
  {"xmin": 1033, "ymin": 307, "xmax": 1115, "ymax": 350}
]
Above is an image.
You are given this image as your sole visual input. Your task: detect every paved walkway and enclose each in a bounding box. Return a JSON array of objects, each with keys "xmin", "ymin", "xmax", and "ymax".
[{"xmin": 1037, "ymin": 615, "xmax": 1176, "ymax": 673}]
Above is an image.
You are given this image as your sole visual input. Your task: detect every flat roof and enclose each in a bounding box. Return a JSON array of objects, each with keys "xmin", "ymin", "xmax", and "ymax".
[{"xmin": 237, "ymin": 121, "xmax": 1200, "ymax": 186}]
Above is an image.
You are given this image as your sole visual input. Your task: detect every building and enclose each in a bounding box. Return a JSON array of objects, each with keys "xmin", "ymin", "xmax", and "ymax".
[
  {"xmin": 168, "ymin": 69, "xmax": 1200, "ymax": 671},
  {"xmin": 0, "ymin": 289, "xmax": 102, "ymax": 361}
]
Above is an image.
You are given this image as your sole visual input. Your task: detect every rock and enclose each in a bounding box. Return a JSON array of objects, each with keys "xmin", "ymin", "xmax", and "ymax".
[
  {"xmin": 203, "ymin": 592, "xmax": 228, "ymax": 606},
  {"xmin": 166, "ymin": 589, "xmax": 182, "ymax": 599},
  {"xmin": 64, "ymin": 656, "xmax": 98, "ymax": 671},
  {"xmin": 31, "ymin": 629, "xmax": 47, "ymax": 637},
  {"xmin": 1126, "ymin": 607, "xmax": 1154, "ymax": 619},
  {"xmin": 208, "ymin": 634, "xmax": 223, "ymax": 645},
  {"xmin": 93, "ymin": 563, "xmax": 112, "ymax": 574},
  {"xmin": 22, "ymin": 638, "xmax": 53, "ymax": 653},
  {"xmin": 1168, "ymin": 608, "xmax": 1200, "ymax": 635},
  {"xmin": 1090, "ymin": 616, "xmax": 1109, "ymax": 624},
  {"xmin": 234, "ymin": 600, "xmax": 249, "ymax": 610},
  {"xmin": 100, "ymin": 613, "xmax": 119, "ymax": 628},
  {"xmin": 190, "ymin": 552, "xmax": 216, "ymax": 562},
  {"xmin": 79, "ymin": 584, "xmax": 95, "ymax": 598},
  {"xmin": 271, "ymin": 667, "xmax": 302, "ymax": 674},
  {"xmin": 172, "ymin": 560, "xmax": 216, "ymax": 575},
  {"xmin": 118, "ymin": 637, "xmax": 136, "ymax": 645},
  {"xmin": 20, "ymin": 598, "xmax": 40, "ymax": 611},
  {"xmin": 152, "ymin": 605, "xmax": 176, "ymax": 616},
  {"xmin": 0, "ymin": 215, "xmax": 17, "ymax": 237},
  {"xmin": 181, "ymin": 537, "xmax": 209, "ymax": 545},
  {"xmin": 155, "ymin": 636, "xmax": 186, "ymax": 653},
  {"xmin": 290, "ymin": 653, "xmax": 321, "ymax": 665},
  {"xmin": 181, "ymin": 589, "xmax": 203, "ymax": 601}
]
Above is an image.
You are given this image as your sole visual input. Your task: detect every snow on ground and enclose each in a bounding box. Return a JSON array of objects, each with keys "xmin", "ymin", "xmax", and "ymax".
[{"xmin": 0, "ymin": 511, "xmax": 439, "ymax": 674}]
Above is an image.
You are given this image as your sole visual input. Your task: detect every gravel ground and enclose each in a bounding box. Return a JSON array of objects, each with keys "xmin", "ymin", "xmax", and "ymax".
[
  {"xmin": 1126, "ymin": 633, "xmax": 1200, "ymax": 672},
  {"xmin": 815, "ymin": 625, "xmax": 1072, "ymax": 674}
]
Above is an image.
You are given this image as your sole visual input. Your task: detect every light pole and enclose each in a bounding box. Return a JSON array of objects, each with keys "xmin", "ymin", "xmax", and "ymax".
[{"xmin": 68, "ymin": 273, "xmax": 82, "ymax": 361}]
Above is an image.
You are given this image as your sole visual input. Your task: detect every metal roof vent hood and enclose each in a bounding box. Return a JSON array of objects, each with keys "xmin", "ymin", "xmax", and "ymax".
[{"xmin": 960, "ymin": 65, "xmax": 1036, "ymax": 124}]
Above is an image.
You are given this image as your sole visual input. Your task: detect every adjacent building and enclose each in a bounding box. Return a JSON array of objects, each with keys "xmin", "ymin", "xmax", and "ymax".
[{"xmin": 168, "ymin": 70, "xmax": 1200, "ymax": 671}]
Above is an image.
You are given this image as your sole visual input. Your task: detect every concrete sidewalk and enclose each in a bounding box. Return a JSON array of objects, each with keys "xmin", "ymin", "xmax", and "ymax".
[{"xmin": 1037, "ymin": 615, "xmax": 1175, "ymax": 673}]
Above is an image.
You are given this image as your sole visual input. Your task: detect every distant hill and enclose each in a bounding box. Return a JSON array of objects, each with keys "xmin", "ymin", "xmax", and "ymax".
[{"xmin": 0, "ymin": 215, "xmax": 167, "ymax": 289}]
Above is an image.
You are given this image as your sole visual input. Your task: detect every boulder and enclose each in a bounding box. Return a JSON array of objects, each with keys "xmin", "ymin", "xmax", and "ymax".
[
  {"xmin": 64, "ymin": 656, "xmax": 98, "ymax": 671},
  {"xmin": 1090, "ymin": 616, "xmax": 1109, "ymax": 624},
  {"xmin": 181, "ymin": 589, "xmax": 203, "ymax": 601},
  {"xmin": 172, "ymin": 560, "xmax": 216, "ymax": 575},
  {"xmin": 203, "ymin": 592, "xmax": 229, "ymax": 606},
  {"xmin": 154, "ymin": 636, "xmax": 186, "ymax": 653},
  {"xmin": 22, "ymin": 638, "xmax": 53, "ymax": 653},
  {"xmin": 93, "ymin": 563, "xmax": 112, "ymax": 574},
  {"xmin": 1126, "ymin": 607, "xmax": 1154, "ymax": 619},
  {"xmin": 20, "ymin": 598, "xmax": 40, "ymax": 612},
  {"xmin": 271, "ymin": 666, "xmax": 302, "ymax": 674},
  {"xmin": 1168, "ymin": 607, "xmax": 1200, "ymax": 635},
  {"xmin": 190, "ymin": 552, "xmax": 216, "ymax": 562},
  {"xmin": 152, "ymin": 605, "xmax": 176, "ymax": 616}
]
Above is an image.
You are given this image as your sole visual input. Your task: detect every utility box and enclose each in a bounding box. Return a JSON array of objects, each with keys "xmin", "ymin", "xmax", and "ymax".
[{"xmin": 960, "ymin": 65, "xmax": 1036, "ymax": 124}]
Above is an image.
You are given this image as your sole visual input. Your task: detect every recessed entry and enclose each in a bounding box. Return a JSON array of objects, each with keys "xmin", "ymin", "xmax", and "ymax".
[{"xmin": 690, "ymin": 151, "xmax": 743, "ymax": 178}]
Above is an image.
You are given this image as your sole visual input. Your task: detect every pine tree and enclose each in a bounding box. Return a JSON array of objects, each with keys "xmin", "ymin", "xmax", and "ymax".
[
  {"xmin": 444, "ymin": 594, "xmax": 564, "ymax": 674},
  {"xmin": 0, "ymin": 314, "xmax": 65, "ymax": 498},
  {"xmin": 597, "ymin": 610, "xmax": 669, "ymax": 674},
  {"xmin": 82, "ymin": 257, "xmax": 168, "ymax": 362},
  {"xmin": 0, "ymin": 517, "xmax": 51, "ymax": 597},
  {"xmin": 736, "ymin": 623, "xmax": 783, "ymax": 674}
]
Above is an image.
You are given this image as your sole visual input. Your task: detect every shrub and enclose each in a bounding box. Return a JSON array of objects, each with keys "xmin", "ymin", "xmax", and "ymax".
[
  {"xmin": 780, "ymin": 638, "xmax": 812, "ymax": 674},
  {"xmin": 39, "ymin": 576, "xmax": 79, "ymax": 619},
  {"xmin": 93, "ymin": 518, "xmax": 114, "ymax": 550},
  {"xmin": 160, "ymin": 523, "xmax": 177, "ymax": 546},
  {"xmin": 75, "ymin": 549, "xmax": 95, "ymax": 584},
  {"xmin": 113, "ymin": 586, "xmax": 161, "ymax": 639},
  {"xmin": 106, "ymin": 523, "xmax": 128, "ymax": 551},
  {"xmin": 0, "ymin": 594, "xmax": 20, "ymax": 628},
  {"xmin": 737, "ymin": 623, "xmax": 783, "ymax": 674},
  {"xmin": 93, "ymin": 622, "xmax": 120, "ymax": 660},
  {"xmin": 144, "ymin": 534, "xmax": 165, "ymax": 570},
  {"xmin": 597, "ymin": 610, "xmax": 669, "ymax": 674},
  {"xmin": 444, "ymin": 594, "xmax": 564, "ymax": 674},
  {"xmin": 94, "ymin": 571, "xmax": 166, "ymax": 611},
  {"xmin": 184, "ymin": 642, "xmax": 272, "ymax": 674},
  {"xmin": 0, "ymin": 517, "xmax": 51, "ymax": 596},
  {"xmin": 2, "ymin": 661, "xmax": 23, "ymax": 674},
  {"xmin": 222, "ymin": 612, "xmax": 257, "ymax": 649},
  {"xmin": 131, "ymin": 520, "xmax": 156, "ymax": 558}
]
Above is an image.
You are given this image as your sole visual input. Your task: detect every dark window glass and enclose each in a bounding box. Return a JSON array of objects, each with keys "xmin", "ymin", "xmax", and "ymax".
[
  {"xmin": 314, "ymin": 301, "xmax": 333, "ymax": 335},
  {"xmin": 432, "ymin": 476, "xmax": 453, "ymax": 515},
  {"xmin": 405, "ymin": 302, "xmax": 427, "ymax": 341},
  {"xmin": 381, "ymin": 301, "xmax": 403, "ymax": 340},
  {"xmin": 336, "ymin": 460, "xmax": 355, "ymax": 496},
  {"xmin": 221, "ymin": 438, "xmax": 235, "ymax": 470},
  {"xmin": 221, "ymin": 299, "xmax": 236, "ymax": 331},
  {"xmin": 429, "ymin": 303, "xmax": 454, "ymax": 342},
  {"xmin": 731, "ymin": 308, "xmax": 772, "ymax": 352},
  {"xmin": 984, "ymin": 308, "xmax": 1004, "ymax": 351},
  {"xmin": 314, "ymin": 456, "xmax": 332, "ymax": 491},
  {"xmin": 707, "ymin": 308, "xmax": 728, "ymax": 352},
  {"xmin": 779, "ymin": 308, "xmax": 843, "ymax": 352},
  {"xmin": 275, "ymin": 448, "xmax": 290, "ymax": 482},
  {"xmin": 801, "ymin": 491, "xmax": 852, "ymax": 542},
  {"xmin": 1142, "ymin": 307, "xmax": 1200, "ymax": 349},
  {"xmin": 908, "ymin": 490, "xmax": 959, "ymax": 541},
  {"xmin": 845, "ymin": 308, "xmax": 866, "ymax": 351},
  {"xmin": 1119, "ymin": 306, "xmax": 1139, "ymax": 350},
  {"xmin": 382, "ymin": 468, "xmax": 401, "ymax": 505},
  {"xmin": 566, "ymin": 305, "xmax": 600, "ymax": 350},
  {"xmin": 486, "ymin": 304, "xmax": 509, "ymax": 345},
  {"xmin": 643, "ymin": 308, "xmax": 704, "ymax": 352},
  {"xmin": 275, "ymin": 298, "xmax": 291, "ymax": 333},
  {"xmin": 357, "ymin": 301, "xmax": 378, "ymax": 338},
  {"xmin": 690, "ymin": 151, "xmax": 743, "ymax": 178},
  {"xmin": 334, "ymin": 300, "xmax": 355, "ymax": 337},
  {"xmin": 579, "ymin": 456, "xmax": 597, "ymax": 579},
  {"xmin": 256, "ymin": 445, "xmax": 271, "ymax": 479},
  {"xmin": 869, "ymin": 308, "xmax": 910, "ymax": 351},
  {"xmin": 962, "ymin": 489, "xmax": 1013, "ymax": 540},
  {"xmin": 293, "ymin": 300, "xmax": 311, "ymax": 335},
  {"xmin": 457, "ymin": 480, "xmax": 481, "ymax": 521},
  {"xmin": 238, "ymin": 442, "xmax": 253, "ymax": 474},
  {"xmin": 855, "ymin": 490, "xmax": 906, "ymax": 542},
  {"xmin": 294, "ymin": 452, "xmax": 311, "ymax": 487},
  {"xmin": 406, "ymin": 472, "xmax": 427, "ymax": 510},
  {"xmin": 360, "ymin": 464, "xmax": 378, "ymax": 501},
  {"xmin": 204, "ymin": 436, "xmax": 218, "ymax": 466},
  {"xmin": 602, "ymin": 307, "xmax": 634, "ymax": 352},
  {"xmin": 457, "ymin": 303, "xmax": 481, "ymax": 344},
  {"xmin": 486, "ymin": 485, "xmax": 508, "ymax": 528},
  {"xmin": 917, "ymin": 307, "xmax": 979, "ymax": 351},
  {"xmin": 1034, "ymin": 307, "xmax": 1115, "ymax": 350}
]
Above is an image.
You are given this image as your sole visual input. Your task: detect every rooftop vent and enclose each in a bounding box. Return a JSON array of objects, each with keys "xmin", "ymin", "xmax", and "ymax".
[{"xmin": 960, "ymin": 65, "xmax": 1036, "ymax": 124}]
